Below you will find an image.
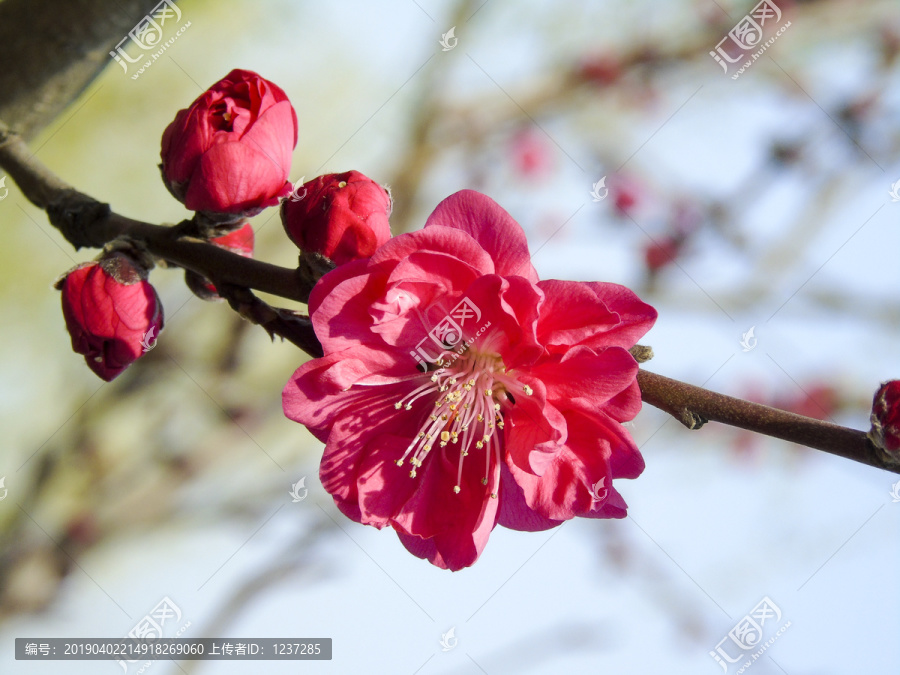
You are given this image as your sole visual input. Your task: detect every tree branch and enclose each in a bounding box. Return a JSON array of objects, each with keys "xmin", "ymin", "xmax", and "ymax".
[
  {"xmin": 2, "ymin": 117, "xmax": 891, "ymax": 475},
  {"xmin": 637, "ymin": 369, "xmax": 895, "ymax": 474},
  {"xmin": 0, "ymin": 119, "xmax": 317, "ymax": 305},
  {"xmin": 216, "ymin": 284, "xmax": 324, "ymax": 357}
]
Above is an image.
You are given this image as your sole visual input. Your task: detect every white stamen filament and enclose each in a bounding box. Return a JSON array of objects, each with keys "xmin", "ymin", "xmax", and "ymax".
[{"xmin": 393, "ymin": 350, "xmax": 524, "ymax": 497}]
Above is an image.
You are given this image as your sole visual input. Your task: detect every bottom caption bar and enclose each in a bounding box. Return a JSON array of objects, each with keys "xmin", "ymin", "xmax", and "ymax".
[{"xmin": 16, "ymin": 639, "xmax": 332, "ymax": 660}]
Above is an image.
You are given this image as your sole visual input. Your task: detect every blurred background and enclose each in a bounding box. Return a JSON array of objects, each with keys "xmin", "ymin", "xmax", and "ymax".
[{"xmin": 1, "ymin": 0, "xmax": 899, "ymax": 672}]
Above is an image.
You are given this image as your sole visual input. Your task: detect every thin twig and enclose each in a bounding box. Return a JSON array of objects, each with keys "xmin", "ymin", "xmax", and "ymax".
[
  {"xmin": 637, "ymin": 369, "xmax": 894, "ymax": 474},
  {"xmin": 216, "ymin": 284, "xmax": 323, "ymax": 357}
]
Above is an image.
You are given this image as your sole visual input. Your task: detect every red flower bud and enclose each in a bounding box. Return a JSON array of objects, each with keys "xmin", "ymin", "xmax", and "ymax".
[
  {"xmin": 57, "ymin": 254, "xmax": 164, "ymax": 381},
  {"xmin": 577, "ymin": 54, "xmax": 622, "ymax": 87},
  {"xmin": 869, "ymin": 380, "xmax": 900, "ymax": 456},
  {"xmin": 644, "ymin": 236, "xmax": 682, "ymax": 273},
  {"xmin": 281, "ymin": 171, "xmax": 392, "ymax": 265},
  {"xmin": 160, "ymin": 69, "xmax": 298, "ymax": 218},
  {"xmin": 185, "ymin": 222, "xmax": 255, "ymax": 300}
]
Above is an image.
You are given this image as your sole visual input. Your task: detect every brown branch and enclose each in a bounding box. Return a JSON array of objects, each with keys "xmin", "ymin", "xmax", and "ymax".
[
  {"xmin": 0, "ymin": 119, "xmax": 318, "ymax": 306},
  {"xmin": 0, "ymin": 117, "xmax": 325, "ymax": 354},
  {"xmin": 637, "ymin": 369, "xmax": 896, "ymax": 474},
  {"xmin": 216, "ymin": 284, "xmax": 324, "ymax": 357}
]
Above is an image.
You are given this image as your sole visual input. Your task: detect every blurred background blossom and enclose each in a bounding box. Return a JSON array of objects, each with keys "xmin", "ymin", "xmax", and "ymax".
[{"xmin": 1, "ymin": 0, "xmax": 899, "ymax": 672}]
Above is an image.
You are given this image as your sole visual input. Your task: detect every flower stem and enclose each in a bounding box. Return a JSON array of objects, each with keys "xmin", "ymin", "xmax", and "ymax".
[{"xmin": 636, "ymin": 369, "xmax": 895, "ymax": 474}]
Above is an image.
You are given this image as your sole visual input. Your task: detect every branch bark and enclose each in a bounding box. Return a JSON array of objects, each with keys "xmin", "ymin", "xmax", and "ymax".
[
  {"xmin": 0, "ymin": 119, "xmax": 317, "ymax": 305},
  {"xmin": 637, "ymin": 369, "xmax": 896, "ymax": 474},
  {"xmin": 216, "ymin": 284, "xmax": 324, "ymax": 357}
]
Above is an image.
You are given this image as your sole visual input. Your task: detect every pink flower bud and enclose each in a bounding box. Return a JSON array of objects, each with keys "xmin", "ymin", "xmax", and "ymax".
[
  {"xmin": 611, "ymin": 174, "xmax": 641, "ymax": 215},
  {"xmin": 186, "ymin": 222, "xmax": 255, "ymax": 300},
  {"xmin": 57, "ymin": 254, "xmax": 164, "ymax": 381},
  {"xmin": 281, "ymin": 171, "xmax": 392, "ymax": 265},
  {"xmin": 160, "ymin": 69, "xmax": 298, "ymax": 218},
  {"xmin": 510, "ymin": 128, "xmax": 553, "ymax": 180},
  {"xmin": 869, "ymin": 380, "xmax": 900, "ymax": 456}
]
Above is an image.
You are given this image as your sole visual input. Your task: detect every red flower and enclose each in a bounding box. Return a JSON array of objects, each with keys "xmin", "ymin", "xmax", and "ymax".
[
  {"xmin": 869, "ymin": 380, "xmax": 900, "ymax": 456},
  {"xmin": 283, "ymin": 190, "xmax": 656, "ymax": 570},
  {"xmin": 160, "ymin": 69, "xmax": 297, "ymax": 217},
  {"xmin": 281, "ymin": 171, "xmax": 392, "ymax": 265},
  {"xmin": 57, "ymin": 255, "xmax": 164, "ymax": 381}
]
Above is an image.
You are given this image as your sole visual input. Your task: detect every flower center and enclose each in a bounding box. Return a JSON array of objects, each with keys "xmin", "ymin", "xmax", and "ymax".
[
  {"xmin": 210, "ymin": 100, "xmax": 236, "ymax": 132},
  {"xmin": 393, "ymin": 350, "xmax": 532, "ymax": 496}
]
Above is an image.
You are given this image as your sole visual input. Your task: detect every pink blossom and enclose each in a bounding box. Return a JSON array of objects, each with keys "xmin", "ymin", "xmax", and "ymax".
[{"xmin": 283, "ymin": 190, "xmax": 657, "ymax": 570}]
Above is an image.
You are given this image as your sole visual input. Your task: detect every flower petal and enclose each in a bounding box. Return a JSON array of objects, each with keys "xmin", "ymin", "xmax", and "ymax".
[
  {"xmin": 497, "ymin": 463, "xmax": 562, "ymax": 532},
  {"xmin": 185, "ymin": 141, "xmax": 286, "ymax": 213},
  {"xmin": 537, "ymin": 280, "xmax": 657, "ymax": 352},
  {"xmin": 528, "ymin": 345, "xmax": 639, "ymax": 407},
  {"xmin": 506, "ymin": 409, "xmax": 614, "ymax": 521},
  {"xmin": 373, "ymin": 224, "xmax": 496, "ymax": 275},
  {"xmin": 289, "ymin": 378, "xmax": 412, "ymax": 520},
  {"xmin": 581, "ymin": 487, "xmax": 629, "ymax": 519},
  {"xmin": 389, "ymin": 440, "xmax": 502, "ymax": 570},
  {"xmin": 424, "ymin": 191, "xmax": 539, "ymax": 283},
  {"xmin": 241, "ymin": 99, "xmax": 297, "ymax": 180},
  {"xmin": 504, "ymin": 375, "xmax": 567, "ymax": 476}
]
